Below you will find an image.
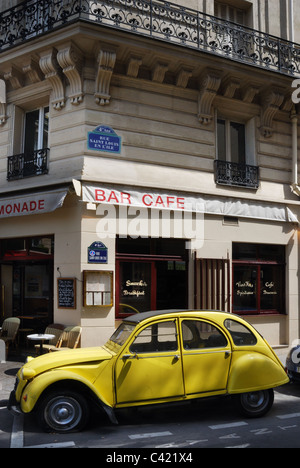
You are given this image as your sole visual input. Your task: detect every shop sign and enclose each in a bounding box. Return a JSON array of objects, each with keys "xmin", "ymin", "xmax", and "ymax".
[
  {"xmin": 0, "ymin": 189, "xmax": 67, "ymax": 219},
  {"xmin": 88, "ymin": 241, "xmax": 108, "ymax": 264},
  {"xmin": 88, "ymin": 125, "xmax": 121, "ymax": 154}
]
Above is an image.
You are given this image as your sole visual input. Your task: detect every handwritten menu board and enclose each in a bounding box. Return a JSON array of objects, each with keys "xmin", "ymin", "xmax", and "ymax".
[{"xmin": 57, "ymin": 278, "xmax": 76, "ymax": 309}]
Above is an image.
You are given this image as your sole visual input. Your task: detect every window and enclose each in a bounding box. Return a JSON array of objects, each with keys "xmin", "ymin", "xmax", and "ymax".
[
  {"xmin": 182, "ymin": 320, "xmax": 228, "ymax": 349},
  {"xmin": 8, "ymin": 105, "xmax": 49, "ymax": 180},
  {"xmin": 217, "ymin": 119, "xmax": 245, "ymax": 165},
  {"xmin": 214, "ymin": 1, "xmax": 250, "ymax": 26},
  {"xmin": 24, "ymin": 107, "xmax": 49, "ymax": 155},
  {"xmin": 215, "ymin": 116, "xmax": 258, "ymax": 188},
  {"xmin": 232, "ymin": 243, "xmax": 285, "ymax": 315},
  {"xmin": 224, "ymin": 319, "xmax": 257, "ymax": 346},
  {"xmin": 130, "ymin": 321, "xmax": 178, "ymax": 354}
]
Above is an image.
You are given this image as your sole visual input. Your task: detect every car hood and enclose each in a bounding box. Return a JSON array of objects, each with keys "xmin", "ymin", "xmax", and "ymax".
[{"xmin": 20, "ymin": 347, "xmax": 113, "ymax": 379}]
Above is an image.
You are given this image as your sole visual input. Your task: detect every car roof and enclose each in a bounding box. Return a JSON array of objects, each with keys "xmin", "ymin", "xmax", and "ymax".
[{"xmin": 123, "ymin": 309, "xmax": 229, "ymax": 324}]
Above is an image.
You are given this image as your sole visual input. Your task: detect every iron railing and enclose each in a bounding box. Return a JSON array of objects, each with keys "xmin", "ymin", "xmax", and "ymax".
[
  {"xmin": 214, "ymin": 160, "xmax": 259, "ymax": 189},
  {"xmin": 0, "ymin": 0, "xmax": 299, "ymax": 77},
  {"xmin": 7, "ymin": 148, "xmax": 49, "ymax": 180}
]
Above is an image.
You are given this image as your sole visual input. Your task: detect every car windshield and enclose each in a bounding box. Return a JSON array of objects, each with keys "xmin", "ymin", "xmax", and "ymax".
[{"xmin": 105, "ymin": 323, "xmax": 136, "ymax": 351}]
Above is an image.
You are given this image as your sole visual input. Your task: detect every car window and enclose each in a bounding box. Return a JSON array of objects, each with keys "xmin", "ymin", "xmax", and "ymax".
[
  {"xmin": 130, "ymin": 321, "xmax": 178, "ymax": 354},
  {"xmin": 224, "ymin": 319, "xmax": 257, "ymax": 346},
  {"xmin": 109, "ymin": 323, "xmax": 136, "ymax": 347},
  {"xmin": 182, "ymin": 320, "xmax": 228, "ymax": 350}
]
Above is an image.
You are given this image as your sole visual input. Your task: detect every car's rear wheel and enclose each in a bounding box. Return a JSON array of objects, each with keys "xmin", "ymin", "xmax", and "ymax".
[
  {"xmin": 235, "ymin": 389, "xmax": 274, "ymax": 418},
  {"xmin": 36, "ymin": 389, "xmax": 90, "ymax": 433}
]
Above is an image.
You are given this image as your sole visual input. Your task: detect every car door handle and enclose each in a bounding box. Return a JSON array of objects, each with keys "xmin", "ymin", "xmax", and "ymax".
[
  {"xmin": 123, "ymin": 354, "xmax": 137, "ymax": 360},
  {"xmin": 173, "ymin": 354, "xmax": 180, "ymax": 361},
  {"xmin": 225, "ymin": 351, "xmax": 231, "ymax": 358}
]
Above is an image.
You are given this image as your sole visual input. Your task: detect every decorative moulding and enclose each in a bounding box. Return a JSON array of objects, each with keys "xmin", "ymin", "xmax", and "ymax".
[
  {"xmin": 39, "ymin": 48, "xmax": 65, "ymax": 110},
  {"xmin": 57, "ymin": 42, "xmax": 84, "ymax": 106},
  {"xmin": 198, "ymin": 69, "xmax": 222, "ymax": 125},
  {"xmin": 95, "ymin": 47, "xmax": 117, "ymax": 106}
]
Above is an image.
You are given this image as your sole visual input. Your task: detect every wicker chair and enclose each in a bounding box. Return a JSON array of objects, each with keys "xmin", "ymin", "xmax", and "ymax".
[
  {"xmin": 34, "ymin": 323, "xmax": 65, "ymax": 353},
  {"xmin": 0, "ymin": 317, "xmax": 20, "ymax": 352},
  {"xmin": 50, "ymin": 326, "xmax": 82, "ymax": 352}
]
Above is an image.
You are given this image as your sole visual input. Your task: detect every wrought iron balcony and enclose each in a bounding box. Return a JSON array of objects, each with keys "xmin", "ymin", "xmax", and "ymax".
[
  {"xmin": 0, "ymin": 0, "xmax": 299, "ymax": 77},
  {"xmin": 7, "ymin": 148, "xmax": 49, "ymax": 181},
  {"xmin": 214, "ymin": 160, "xmax": 259, "ymax": 189}
]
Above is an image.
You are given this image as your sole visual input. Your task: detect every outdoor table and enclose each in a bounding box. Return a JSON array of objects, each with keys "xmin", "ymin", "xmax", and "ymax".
[{"xmin": 27, "ymin": 333, "xmax": 55, "ymax": 354}]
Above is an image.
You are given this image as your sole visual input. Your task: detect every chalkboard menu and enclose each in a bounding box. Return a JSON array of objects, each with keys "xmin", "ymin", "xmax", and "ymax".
[{"xmin": 57, "ymin": 278, "xmax": 76, "ymax": 309}]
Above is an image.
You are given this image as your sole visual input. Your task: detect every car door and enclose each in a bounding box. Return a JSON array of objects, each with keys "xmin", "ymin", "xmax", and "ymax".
[
  {"xmin": 115, "ymin": 319, "xmax": 185, "ymax": 404},
  {"xmin": 180, "ymin": 319, "xmax": 231, "ymax": 396}
]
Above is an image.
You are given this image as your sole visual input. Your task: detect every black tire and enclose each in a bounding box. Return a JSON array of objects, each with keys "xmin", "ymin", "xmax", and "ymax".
[
  {"xmin": 36, "ymin": 389, "xmax": 90, "ymax": 433},
  {"xmin": 235, "ymin": 388, "xmax": 274, "ymax": 418}
]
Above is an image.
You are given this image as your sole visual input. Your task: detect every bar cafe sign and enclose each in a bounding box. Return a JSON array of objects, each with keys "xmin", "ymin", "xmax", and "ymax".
[{"xmin": 88, "ymin": 125, "xmax": 121, "ymax": 154}]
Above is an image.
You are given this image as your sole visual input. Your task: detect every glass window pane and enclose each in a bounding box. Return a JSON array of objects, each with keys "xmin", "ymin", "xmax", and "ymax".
[
  {"xmin": 43, "ymin": 107, "xmax": 49, "ymax": 148},
  {"xmin": 260, "ymin": 265, "xmax": 283, "ymax": 312},
  {"xmin": 217, "ymin": 119, "xmax": 226, "ymax": 161},
  {"xmin": 119, "ymin": 262, "xmax": 152, "ymax": 313},
  {"xmin": 224, "ymin": 319, "xmax": 257, "ymax": 346},
  {"xmin": 24, "ymin": 109, "xmax": 39, "ymax": 155},
  {"xmin": 230, "ymin": 122, "xmax": 245, "ymax": 164},
  {"xmin": 130, "ymin": 321, "xmax": 178, "ymax": 353},
  {"xmin": 233, "ymin": 265, "xmax": 257, "ymax": 313},
  {"xmin": 182, "ymin": 320, "xmax": 227, "ymax": 349}
]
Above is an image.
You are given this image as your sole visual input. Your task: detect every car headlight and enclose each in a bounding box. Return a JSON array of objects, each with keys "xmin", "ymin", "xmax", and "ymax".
[{"xmin": 20, "ymin": 368, "xmax": 36, "ymax": 380}]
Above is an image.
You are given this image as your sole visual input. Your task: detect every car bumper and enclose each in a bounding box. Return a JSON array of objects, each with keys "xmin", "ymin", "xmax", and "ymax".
[{"xmin": 7, "ymin": 390, "xmax": 23, "ymax": 416}]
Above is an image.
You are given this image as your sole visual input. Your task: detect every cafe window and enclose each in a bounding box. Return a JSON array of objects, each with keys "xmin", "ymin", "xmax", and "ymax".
[
  {"xmin": 116, "ymin": 238, "xmax": 188, "ymax": 317},
  {"xmin": 232, "ymin": 243, "xmax": 285, "ymax": 315}
]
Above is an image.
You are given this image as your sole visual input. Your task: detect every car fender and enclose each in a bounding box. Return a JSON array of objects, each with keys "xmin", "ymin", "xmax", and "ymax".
[
  {"xmin": 227, "ymin": 352, "xmax": 289, "ymax": 394},
  {"xmin": 20, "ymin": 369, "xmax": 113, "ymax": 415}
]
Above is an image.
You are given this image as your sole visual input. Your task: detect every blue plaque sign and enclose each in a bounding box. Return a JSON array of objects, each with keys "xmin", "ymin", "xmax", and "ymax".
[
  {"xmin": 88, "ymin": 242, "xmax": 108, "ymax": 264},
  {"xmin": 88, "ymin": 125, "xmax": 121, "ymax": 154}
]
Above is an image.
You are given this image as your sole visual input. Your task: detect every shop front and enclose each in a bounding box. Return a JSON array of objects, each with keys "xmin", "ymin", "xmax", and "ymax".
[{"xmin": 0, "ymin": 236, "xmax": 54, "ymax": 333}]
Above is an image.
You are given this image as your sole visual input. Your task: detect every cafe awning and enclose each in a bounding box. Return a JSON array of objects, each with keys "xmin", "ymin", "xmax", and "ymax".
[
  {"xmin": 77, "ymin": 181, "xmax": 299, "ymax": 224},
  {"xmin": 0, "ymin": 186, "xmax": 68, "ymax": 219}
]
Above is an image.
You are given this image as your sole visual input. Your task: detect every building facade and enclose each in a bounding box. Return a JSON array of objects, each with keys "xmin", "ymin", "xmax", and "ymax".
[{"xmin": 0, "ymin": 0, "xmax": 300, "ymax": 354}]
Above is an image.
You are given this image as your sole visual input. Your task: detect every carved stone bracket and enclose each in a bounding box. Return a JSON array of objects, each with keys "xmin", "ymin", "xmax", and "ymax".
[
  {"xmin": 22, "ymin": 58, "xmax": 44, "ymax": 84},
  {"xmin": 152, "ymin": 62, "xmax": 168, "ymax": 83},
  {"xmin": 95, "ymin": 48, "xmax": 116, "ymax": 106},
  {"xmin": 39, "ymin": 48, "xmax": 65, "ymax": 110},
  {"xmin": 57, "ymin": 42, "xmax": 84, "ymax": 105},
  {"xmin": 260, "ymin": 89, "xmax": 284, "ymax": 138},
  {"xmin": 176, "ymin": 68, "xmax": 193, "ymax": 88},
  {"xmin": 198, "ymin": 70, "xmax": 222, "ymax": 125},
  {"xmin": 127, "ymin": 56, "xmax": 142, "ymax": 78},
  {"xmin": 3, "ymin": 66, "xmax": 24, "ymax": 90}
]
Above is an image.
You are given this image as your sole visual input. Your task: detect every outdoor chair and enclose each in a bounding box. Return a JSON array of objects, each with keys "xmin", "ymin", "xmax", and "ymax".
[
  {"xmin": 34, "ymin": 323, "xmax": 65, "ymax": 354},
  {"xmin": 50, "ymin": 326, "xmax": 82, "ymax": 352},
  {"xmin": 0, "ymin": 317, "xmax": 20, "ymax": 353}
]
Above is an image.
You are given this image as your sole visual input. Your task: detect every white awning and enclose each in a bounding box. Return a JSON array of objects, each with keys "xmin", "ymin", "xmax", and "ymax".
[
  {"xmin": 79, "ymin": 182, "xmax": 299, "ymax": 224},
  {"xmin": 0, "ymin": 187, "xmax": 68, "ymax": 219}
]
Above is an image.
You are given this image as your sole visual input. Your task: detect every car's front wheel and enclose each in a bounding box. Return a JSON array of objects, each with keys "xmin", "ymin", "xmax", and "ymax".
[
  {"xmin": 235, "ymin": 389, "xmax": 274, "ymax": 418},
  {"xmin": 36, "ymin": 389, "xmax": 90, "ymax": 433}
]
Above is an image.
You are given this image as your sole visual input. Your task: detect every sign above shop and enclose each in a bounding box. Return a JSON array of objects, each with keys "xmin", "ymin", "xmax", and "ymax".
[
  {"xmin": 88, "ymin": 241, "xmax": 108, "ymax": 264},
  {"xmin": 0, "ymin": 188, "xmax": 67, "ymax": 219},
  {"xmin": 80, "ymin": 182, "xmax": 299, "ymax": 224},
  {"xmin": 88, "ymin": 125, "xmax": 121, "ymax": 154}
]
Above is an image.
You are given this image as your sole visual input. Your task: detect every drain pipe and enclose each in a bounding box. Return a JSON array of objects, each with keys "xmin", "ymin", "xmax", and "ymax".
[{"xmin": 290, "ymin": 106, "xmax": 300, "ymax": 196}]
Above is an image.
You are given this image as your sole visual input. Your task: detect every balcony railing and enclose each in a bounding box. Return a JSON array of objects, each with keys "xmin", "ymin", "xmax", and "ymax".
[
  {"xmin": 214, "ymin": 160, "xmax": 259, "ymax": 189},
  {"xmin": 0, "ymin": 0, "xmax": 299, "ymax": 77},
  {"xmin": 7, "ymin": 148, "xmax": 49, "ymax": 181}
]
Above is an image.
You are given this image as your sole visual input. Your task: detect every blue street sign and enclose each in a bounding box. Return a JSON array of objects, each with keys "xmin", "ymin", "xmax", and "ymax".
[{"xmin": 88, "ymin": 125, "xmax": 121, "ymax": 154}]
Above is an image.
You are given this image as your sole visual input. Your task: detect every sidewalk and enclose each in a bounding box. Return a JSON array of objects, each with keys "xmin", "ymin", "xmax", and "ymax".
[{"xmin": 0, "ymin": 349, "xmax": 31, "ymax": 405}]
